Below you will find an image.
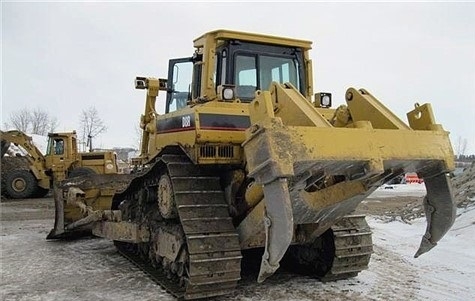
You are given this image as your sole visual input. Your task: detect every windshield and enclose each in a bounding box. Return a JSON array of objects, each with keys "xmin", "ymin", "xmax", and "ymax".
[
  {"xmin": 46, "ymin": 137, "xmax": 53, "ymax": 155},
  {"xmin": 234, "ymin": 54, "xmax": 300, "ymax": 100}
]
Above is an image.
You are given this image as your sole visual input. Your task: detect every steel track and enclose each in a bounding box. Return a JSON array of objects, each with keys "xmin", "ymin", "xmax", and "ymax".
[
  {"xmin": 320, "ymin": 215, "xmax": 373, "ymax": 281},
  {"xmin": 114, "ymin": 154, "xmax": 242, "ymax": 300},
  {"xmin": 113, "ymin": 154, "xmax": 371, "ymax": 298}
]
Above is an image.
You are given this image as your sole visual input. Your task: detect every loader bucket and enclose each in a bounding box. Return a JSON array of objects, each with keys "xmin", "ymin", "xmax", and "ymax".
[{"xmin": 1, "ymin": 139, "xmax": 10, "ymax": 158}]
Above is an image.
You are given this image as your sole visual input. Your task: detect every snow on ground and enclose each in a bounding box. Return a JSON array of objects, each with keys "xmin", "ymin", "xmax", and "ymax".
[
  {"xmin": 365, "ymin": 205, "xmax": 475, "ymax": 300},
  {"xmin": 1, "ymin": 173, "xmax": 474, "ymax": 301},
  {"xmin": 2, "ymin": 201, "xmax": 474, "ymax": 301},
  {"xmin": 368, "ymin": 183, "xmax": 427, "ymax": 199},
  {"xmin": 1, "ymin": 220, "xmax": 164, "ymax": 301}
]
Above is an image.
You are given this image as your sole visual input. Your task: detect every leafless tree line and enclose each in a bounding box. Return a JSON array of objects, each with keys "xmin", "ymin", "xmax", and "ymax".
[
  {"xmin": 5, "ymin": 106, "xmax": 107, "ymax": 152},
  {"xmin": 4, "ymin": 107, "xmax": 59, "ymax": 135}
]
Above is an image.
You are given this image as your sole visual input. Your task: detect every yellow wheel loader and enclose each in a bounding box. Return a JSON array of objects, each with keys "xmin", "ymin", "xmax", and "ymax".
[
  {"xmin": 1, "ymin": 130, "xmax": 118, "ymax": 199},
  {"xmin": 47, "ymin": 30, "xmax": 456, "ymax": 299}
]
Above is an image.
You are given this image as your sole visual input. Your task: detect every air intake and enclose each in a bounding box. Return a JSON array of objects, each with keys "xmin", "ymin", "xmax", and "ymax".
[{"xmin": 199, "ymin": 145, "xmax": 234, "ymax": 158}]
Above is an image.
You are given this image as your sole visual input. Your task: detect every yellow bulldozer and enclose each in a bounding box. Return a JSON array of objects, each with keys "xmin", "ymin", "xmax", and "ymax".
[
  {"xmin": 47, "ymin": 30, "xmax": 456, "ymax": 299},
  {"xmin": 1, "ymin": 130, "xmax": 118, "ymax": 199}
]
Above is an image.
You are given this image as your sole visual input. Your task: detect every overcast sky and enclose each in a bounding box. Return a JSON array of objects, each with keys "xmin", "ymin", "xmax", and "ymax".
[{"xmin": 2, "ymin": 2, "xmax": 475, "ymax": 154}]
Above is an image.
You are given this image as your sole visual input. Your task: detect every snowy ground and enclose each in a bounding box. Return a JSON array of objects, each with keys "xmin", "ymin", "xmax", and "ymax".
[
  {"xmin": 1, "ymin": 195, "xmax": 474, "ymax": 301},
  {"xmin": 368, "ymin": 183, "xmax": 427, "ymax": 198},
  {"xmin": 367, "ymin": 207, "xmax": 475, "ymax": 301}
]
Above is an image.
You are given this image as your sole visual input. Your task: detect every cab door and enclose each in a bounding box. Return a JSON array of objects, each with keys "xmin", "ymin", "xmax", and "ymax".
[
  {"xmin": 45, "ymin": 137, "xmax": 66, "ymax": 175},
  {"xmin": 166, "ymin": 57, "xmax": 193, "ymax": 113}
]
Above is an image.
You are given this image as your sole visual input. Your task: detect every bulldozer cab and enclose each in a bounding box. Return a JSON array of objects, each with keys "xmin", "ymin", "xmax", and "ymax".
[
  {"xmin": 45, "ymin": 132, "xmax": 78, "ymax": 178},
  {"xmin": 222, "ymin": 43, "xmax": 304, "ymax": 101},
  {"xmin": 45, "ymin": 132, "xmax": 118, "ymax": 176},
  {"xmin": 165, "ymin": 30, "xmax": 311, "ymax": 112}
]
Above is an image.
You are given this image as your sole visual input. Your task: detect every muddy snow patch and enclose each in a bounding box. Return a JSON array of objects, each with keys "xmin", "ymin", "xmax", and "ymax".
[{"xmin": 367, "ymin": 206, "xmax": 475, "ymax": 300}]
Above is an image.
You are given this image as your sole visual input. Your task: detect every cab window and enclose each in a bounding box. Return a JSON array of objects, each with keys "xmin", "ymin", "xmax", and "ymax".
[
  {"xmin": 234, "ymin": 55, "xmax": 257, "ymax": 99},
  {"xmin": 47, "ymin": 138, "xmax": 64, "ymax": 155},
  {"xmin": 166, "ymin": 59, "xmax": 193, "ymax": 113},
  {"xmin": 234, "ymin": 54, "xmax": 300, "ymax": 101}
]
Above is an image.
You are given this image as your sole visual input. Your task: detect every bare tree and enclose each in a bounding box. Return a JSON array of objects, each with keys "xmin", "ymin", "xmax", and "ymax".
[
  {"xmin": 48, "ymin": 116, "xmax": 59, "ymax": 133},
  {"xmin": 7, "ymin": 108, "xmax": 31, "ymax": 132},
  {"xmin": 79, "ymin": 106, "xmax": 107, "ymax": 152},
  {"xmin": 30, "ymin": 108, "xmax": 50, "ymax": 135},
  {"xmin": 5, "ymin": 107, "xmax": 59, "ymax": 135},
  {"xmin": 455, "ymin": 136, "xmax": 467, "ymax": 159}
]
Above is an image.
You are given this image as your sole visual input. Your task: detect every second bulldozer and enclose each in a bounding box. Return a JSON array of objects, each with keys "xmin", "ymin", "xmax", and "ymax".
[
  {"xmin": 48, "ymin": 30, "xmax": 456, "ymax": 299},
  {"xmin": 1, "ymin": 130, "xmax": 118, "ymax": 198}
]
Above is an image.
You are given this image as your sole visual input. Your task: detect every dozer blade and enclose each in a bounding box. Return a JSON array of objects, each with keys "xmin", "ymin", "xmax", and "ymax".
[
  {"xmin": 414, "ymin": 173, "xmax": 456, "ymax": 258},
  {"xmin": 47, "ymin": 173, "xmax": 134, "ymax": 239}
]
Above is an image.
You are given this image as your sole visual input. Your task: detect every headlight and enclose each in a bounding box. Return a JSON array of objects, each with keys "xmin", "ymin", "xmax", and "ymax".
[
  {"xmin": 223, "ymin": 88, "xmax": 234, "ymax": 100},
  {"xmin": 315, "ymin": 92, "xmax": 332, "ymax": 108},
  {"xmin": 217, "ymin": 85, "xmax": 236, "ymax": 101},
  {"xmin": 135, "ymin": 76, "xmax": 147, "ymax": 89}
]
